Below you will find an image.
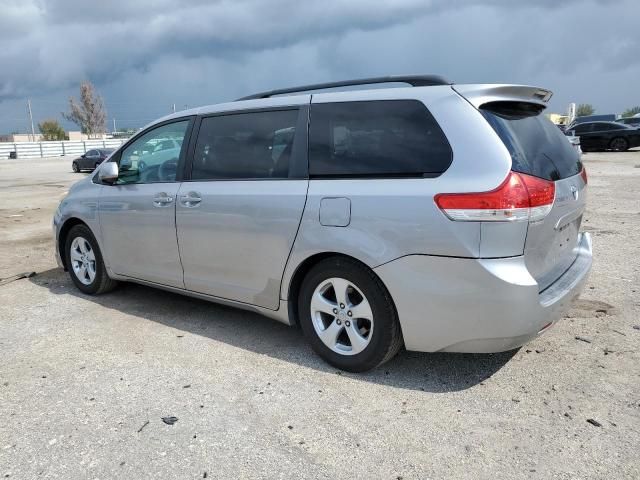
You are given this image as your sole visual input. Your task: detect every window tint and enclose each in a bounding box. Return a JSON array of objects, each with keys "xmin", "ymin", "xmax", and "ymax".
[
  {"xmin": 117, "ymin": 120, "xmax": 189, "ymax": 184},
  {"xmin": 619, "ymin": 118, "xmax": 639, "ymax": 125},
  {"xmin": 86, "ymin": 150, "xmax": 97, "ymax": 157},
  {"xmin": 191, "ymin": 110, "xmax": 298, "ymax": 180},
  {"xmin": 308, "ymin": 100, "xmax": 452, "ymax": 177},
  {"xmin": 573, "ymin": 123, "xmax": 591, "ymax": 134},
  {"xmin": 482, "ymin": 108, "xmax": 581, "ymax": 181}
]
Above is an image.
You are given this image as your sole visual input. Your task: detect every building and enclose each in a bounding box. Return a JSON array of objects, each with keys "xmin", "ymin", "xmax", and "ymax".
[
  {"xmin": 547, "ymin": 113, "xmax": 569, "ymax": 125},
  {"xmin": 0, "ymin": 131, "xmax": 108, "ymax": 142},
  {"xmin": 0, "ymin": 133, "xmax": 44, "ymax": 142}
]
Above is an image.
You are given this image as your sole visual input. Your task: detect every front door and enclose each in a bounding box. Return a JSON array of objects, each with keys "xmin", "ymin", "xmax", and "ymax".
[
  {"xmin": 573, "ymin": 123, "xmax": 594, "ymax": 150},
  {"xmin": 176, "ymin": 105, "xmax": 309, "ymax": 310},
  {"xmin": 99, "ymin": 119, "xmax": 192, "ymax": 288},
  {"xmin": 82, "ymin": 150, "xmax": 98, "ymax": 169}
]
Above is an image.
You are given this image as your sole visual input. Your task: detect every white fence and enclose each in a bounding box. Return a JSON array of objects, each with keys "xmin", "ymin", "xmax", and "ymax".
[{"xmin": 0, "ymin": 139, "xmax": 126, "ymax": 159}]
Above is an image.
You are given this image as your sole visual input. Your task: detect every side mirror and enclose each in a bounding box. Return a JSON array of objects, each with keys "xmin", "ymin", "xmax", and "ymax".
[
  {"xmin": 98, "ymin": 162, "xmax": 119, "ymax": 184},
  {"xmin": 81, "ymin": 154, "xmax": 86, "ymax": 158}
]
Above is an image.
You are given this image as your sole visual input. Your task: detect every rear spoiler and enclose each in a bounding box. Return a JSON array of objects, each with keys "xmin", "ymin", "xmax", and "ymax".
[{"xmin": 452, "ymin": 84, "xmax": 553, "ymax": 109}]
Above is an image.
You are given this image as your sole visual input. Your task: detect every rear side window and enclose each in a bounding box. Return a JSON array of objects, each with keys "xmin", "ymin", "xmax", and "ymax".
[
  {"xmin": 191, "ymin": 109, "xmax": 299, "ymax": 180},
  {"xmin": 482, "ymin": 105, "xmax": 582, "ymax": 181},
  {"xmin": 309, "ymin": 100, "xmax": 452, "ymax": 177},
  {"xmin": 573, "ymin": 123, "xmax": 591, "ymax": 134}
]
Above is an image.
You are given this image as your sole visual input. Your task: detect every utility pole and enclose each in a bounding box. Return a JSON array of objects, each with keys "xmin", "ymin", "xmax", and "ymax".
[{"xmin": 27, "ymin": 99, "xmax": 36, "ymax": 142}]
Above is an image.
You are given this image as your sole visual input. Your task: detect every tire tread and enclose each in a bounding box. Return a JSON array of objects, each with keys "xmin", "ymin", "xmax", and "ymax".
[
  {"xmin": 298, "ymin": 256, "xmax": 403, "ymax": 372},
  {"xmin": 65, "ymin": 224, "xmax": 118, "ymax": 295}
]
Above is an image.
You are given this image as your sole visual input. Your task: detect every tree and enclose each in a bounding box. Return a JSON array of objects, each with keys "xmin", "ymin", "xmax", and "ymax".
[
  {"xmin": 62, "ymin": 81, "xmax": 107, "ymax": 137},
  {"xmin": 576, "ymin": 104, "xmax": 595, "ymax": 117},
  {"xmin": 38, "ymin": 119, "xmax": 66, "ymax": 141},
  {"xmin": 621, "ymin": 106, "xmax": 640, "ymax": 118}
]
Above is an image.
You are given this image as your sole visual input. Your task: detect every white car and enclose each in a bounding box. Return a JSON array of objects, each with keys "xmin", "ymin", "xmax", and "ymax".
[
  {"xmin": 127, "ymin": 137, "xmax": 183, "ymax": 172},
  {"xmin": 565, "ymin": 133, "xmax": 582, "ymax": 155}
]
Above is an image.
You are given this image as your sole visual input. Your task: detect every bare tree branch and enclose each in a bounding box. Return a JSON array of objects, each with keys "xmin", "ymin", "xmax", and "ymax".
[{"xmin": 62, "ymin": 81, "xmax": 107, "ymax": 137}]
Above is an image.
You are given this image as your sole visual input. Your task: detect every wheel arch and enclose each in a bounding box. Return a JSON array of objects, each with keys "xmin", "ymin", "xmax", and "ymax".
[
  {"xmin": 58, "ymin": 217, "xmax": 91, "ymax": 271},
  {"xmin": 285, "ymin": 252, "xmax": 397, "ymax": 328}
]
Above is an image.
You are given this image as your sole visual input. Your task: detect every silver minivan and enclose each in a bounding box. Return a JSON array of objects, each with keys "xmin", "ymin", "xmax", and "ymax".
[{"xmin": 54, "ymin": 75, "xmax": 592, "ymax": 372}]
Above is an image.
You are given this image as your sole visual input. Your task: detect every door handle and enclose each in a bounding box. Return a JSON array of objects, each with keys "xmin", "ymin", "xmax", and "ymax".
[
  {"xmin": 153, "ymin": 192, "xmax": 175, "ymax": 207},
  {"xmin": 180, "ymin": 191, "xmax": 202, "ymax": 208}
]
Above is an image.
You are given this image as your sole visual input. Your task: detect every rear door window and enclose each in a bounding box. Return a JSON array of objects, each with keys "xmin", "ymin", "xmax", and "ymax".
[
  {"xmin": 482, "ymin": 105, "xmax": 582, "ymax": 181},
  {"xmin": 191, "ymin": 109, "xmax": 299, "ymax": 180},
  {"xmin": 309, "ymin": 100, "xmax": 452, "ymax": 178},
  {"xmin": 573, "ymin": 123, "xmax": 592, "ymax": 135},
  {"xmin": 592, "ymin": 123, "xmax": 615, "ymax": 131}
]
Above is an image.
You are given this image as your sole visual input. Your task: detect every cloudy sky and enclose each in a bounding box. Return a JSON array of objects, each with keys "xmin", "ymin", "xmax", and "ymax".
[{"xmin": 0, "ymin": 0, "xmax": 638, "ymax": 133}]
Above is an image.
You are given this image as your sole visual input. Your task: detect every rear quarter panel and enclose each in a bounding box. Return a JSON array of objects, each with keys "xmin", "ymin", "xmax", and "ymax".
[{"xmin": 280, "ymin": 86, "xmax": 513, "ymax": 300}]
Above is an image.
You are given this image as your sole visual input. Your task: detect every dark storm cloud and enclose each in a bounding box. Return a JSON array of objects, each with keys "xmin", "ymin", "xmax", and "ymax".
[
  {"xmin": 0, "ymin": 0, "xmax": 614, "ymax": 98},
  {"xmin": 0, "ymin": 0, "xmax": 637, "ymax": 131}
]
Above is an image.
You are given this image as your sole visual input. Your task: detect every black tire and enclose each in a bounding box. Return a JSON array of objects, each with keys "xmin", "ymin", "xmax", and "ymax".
[
  {"xmin": 72, "ymin": 161, "xmax": 80, "ymax": 173},
  {"xmin": 64, "ymin": 224, "xmax": 118, "ymax": 295},
  {"xmin": 94, "ymin": 162, "xmax": 100, "ymax": 170},
  {"xmin": 298, "ymin": 256, "xmax": 403, "ymax": 372},
  {"xmin": 609, "ymin": 137, "xmax": 629, "ymax": 152}
]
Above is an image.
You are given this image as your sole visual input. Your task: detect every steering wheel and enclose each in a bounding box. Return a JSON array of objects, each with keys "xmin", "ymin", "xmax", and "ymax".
[{"xmin": 159, "ymin": 158, "xmax": 178, "ymax": 182}]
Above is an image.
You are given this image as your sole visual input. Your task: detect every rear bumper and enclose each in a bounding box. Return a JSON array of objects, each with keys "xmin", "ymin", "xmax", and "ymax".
[{"xmin": 374, "ymin": 232, "xmax": 592, "ymax": 353}]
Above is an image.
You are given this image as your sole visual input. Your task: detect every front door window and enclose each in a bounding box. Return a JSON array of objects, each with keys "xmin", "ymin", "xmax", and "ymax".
[{"xmin": 117, "ymin": 121, "xmax": 190, "ymax": 184}]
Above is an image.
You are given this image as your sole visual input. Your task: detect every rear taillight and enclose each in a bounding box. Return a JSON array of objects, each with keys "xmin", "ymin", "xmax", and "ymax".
[
  {"xmin": 434, "ymin": 171, "xmax": 555, "ymax": 222},
  {"xmin": 580, "ymin": 166, "xmax": 588, "ymax": 184}
]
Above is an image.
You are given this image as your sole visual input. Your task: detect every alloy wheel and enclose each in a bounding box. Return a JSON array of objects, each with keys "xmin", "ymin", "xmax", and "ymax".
[
  {"xmin": 610, "ymin": 138, "xmax": 628, "ymax": 151},
  {"xmin": 70, "ymin": 236, "xmax": 97, "ymax": 285},
  {"xmin": 310, "ymin": 277, "xmax": 374, "ymax": 356}
]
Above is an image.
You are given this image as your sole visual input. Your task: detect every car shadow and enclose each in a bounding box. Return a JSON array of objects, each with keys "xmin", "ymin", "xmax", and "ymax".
[{"xmin": 30, "ymin": 267, "xmax": 518, "ymax": 393}]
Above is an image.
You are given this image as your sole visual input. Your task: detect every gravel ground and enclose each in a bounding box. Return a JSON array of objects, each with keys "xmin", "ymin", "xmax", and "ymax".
[{"xmin": 0, "ymin": 152, "xmax": 639, "ymax": 479}]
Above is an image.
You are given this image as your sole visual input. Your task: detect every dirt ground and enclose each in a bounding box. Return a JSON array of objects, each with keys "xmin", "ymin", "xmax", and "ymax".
[{"xmin": 1, "ymin": 152, "xmax": 639, "ymax": 479}]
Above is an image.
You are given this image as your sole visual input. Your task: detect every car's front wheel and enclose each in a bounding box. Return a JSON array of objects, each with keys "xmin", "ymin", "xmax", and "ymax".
[
  {"xmin": 298, "ymin": 257, "xmax": 403, "ymax": 372},
  {"xmin": 72, "ymin": 161, "xmax": 80, "ymax": 173},
  {"xmin": 64, "ymin": 224, "xmax": 117, "ymax": 294}
]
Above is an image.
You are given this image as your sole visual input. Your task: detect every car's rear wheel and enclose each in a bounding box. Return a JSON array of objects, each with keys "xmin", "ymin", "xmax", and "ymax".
[
  {"xmin": 609, "ymin": 137, "xmax": 629, "ymax": 152},
  {"xmin": 64, "ymin": 224, "xmax": 117, "ymax": 295},
  {"xmin": 94, "ymin": 162, "xmax": 100, "ymax": 170},
  {"xmin": 72, "ymin": 161, "xmax": 80, "ymax": 173},
  {"xmin": 298, "ymin": 257, "xmax": 403, "ymax": 372}
]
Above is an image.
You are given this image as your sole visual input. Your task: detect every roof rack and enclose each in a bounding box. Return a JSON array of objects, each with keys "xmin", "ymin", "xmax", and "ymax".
[{"xmin": 236, "ymin": 75, "xmax": 451, "ymax": 101}]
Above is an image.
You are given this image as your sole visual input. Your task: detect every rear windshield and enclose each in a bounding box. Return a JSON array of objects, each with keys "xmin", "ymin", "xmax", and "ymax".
[{"xmin": 482, "ymin": 105, "xmax": 582, "ymax": 181}]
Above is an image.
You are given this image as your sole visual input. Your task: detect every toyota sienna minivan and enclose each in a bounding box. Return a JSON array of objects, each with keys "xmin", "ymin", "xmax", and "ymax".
[{"xmin": 54, "ymin": 75, "xmax": 592, "ymax": 372}]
